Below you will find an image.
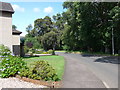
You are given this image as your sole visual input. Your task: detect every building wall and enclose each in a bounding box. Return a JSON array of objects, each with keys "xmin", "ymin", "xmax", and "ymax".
[
  {"xmin": 0, "ymin": 11, "xmax": 13, "ymax": 52},
  {"xmin": 12, "ymin": 35, "xmax": 21, "ymax": 56},
  {"xmin": 12, "ymin": 35, "xmax": 20, "ymax": 45},
  {"xmin": 0, "ymin": 11, "xmax": 21, "ymax": 55}
]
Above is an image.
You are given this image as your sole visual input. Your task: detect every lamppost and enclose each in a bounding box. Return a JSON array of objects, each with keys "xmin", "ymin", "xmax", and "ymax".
[
  {"xmin": 109, "ymin": 20, "xmax": 114, "ymax": 55},
  {"xmin": 111, "ymin": 26, "xmax": 114, "ymax": 55}
]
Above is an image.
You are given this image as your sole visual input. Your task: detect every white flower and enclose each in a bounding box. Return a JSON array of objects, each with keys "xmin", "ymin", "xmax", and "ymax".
[
  {"xmin": 0, "ymin": 68, "xmax": 6, "ymax": 71},
  {"xmin": 5, "ymin": 64, "xmax": 9, "ymax": 65},
  {"xmin": 6, "ymin": 58, "xmax": 10, "ymax": 60},
  {"xmin": 7, "ymin": 66, "xmax": 10, "ymax": 68},
  {"xmin": 11, "ymin": 53, "xmax": 15, "ymax": 56}
]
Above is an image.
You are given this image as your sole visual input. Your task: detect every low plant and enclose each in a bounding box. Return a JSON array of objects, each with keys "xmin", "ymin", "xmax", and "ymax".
[
  {"xmin": 0, "ymin": 44, "xmax": 11, "ymax": 58},
  {"xmin": 47, "ymin": 50, "xmax": 54, "ymax": 54},
  {"xmin": 19, "ymin": 60, "xmax": 60, "ymax": 81},
  {"xmin": 32, "ymin": 61, "xmax": 59, "ymax": 81},
  {"xmin": 42, "ymin": 52, "xmax": 49, "ymax": 54},
  {"xmin": 35, "ymin": 50, "xmax": 43, "ymax": 54},
  {"xmin": 0, "ymin": 55, "xmax": 28, "ymax": 78}
]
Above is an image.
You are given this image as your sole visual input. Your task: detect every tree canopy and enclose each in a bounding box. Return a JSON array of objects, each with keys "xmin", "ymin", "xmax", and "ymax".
[{"xmin": 24, "ymin": 2, "xmax": 120, "ymax": 55}]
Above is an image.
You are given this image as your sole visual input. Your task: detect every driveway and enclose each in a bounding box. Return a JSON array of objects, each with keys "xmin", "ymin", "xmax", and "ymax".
[{"xmin": 56, "ymin": 52, "xmax": 118, "ymax": 88}]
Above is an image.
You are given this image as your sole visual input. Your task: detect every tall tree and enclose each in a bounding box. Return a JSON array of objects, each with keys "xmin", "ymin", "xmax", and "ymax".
[{"xmin": 12, "ymin": 25, "xmax": 17, "ymax": 30}]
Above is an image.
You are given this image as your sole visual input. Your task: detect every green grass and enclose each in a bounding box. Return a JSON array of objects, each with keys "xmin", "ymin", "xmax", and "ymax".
[{"xmin": 23, "ymin": 55, "xmax": 65, "ymax": 80}]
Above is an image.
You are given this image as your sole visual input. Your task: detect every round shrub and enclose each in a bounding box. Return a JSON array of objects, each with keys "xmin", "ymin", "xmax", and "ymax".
[
  {"xmin": 47, "ymin": 50, "xmax": 54, "ymax": 54},
  {"xmin": 18, "ymin": 60, "xmax": 59, "ymax": 81},
  {"xmin": 0, "ymin": 56, "xmax": 28, "ymax": 78},
  {"xmin": 32, "ymin": 61, "xmax": 59, "ymax": 81}
]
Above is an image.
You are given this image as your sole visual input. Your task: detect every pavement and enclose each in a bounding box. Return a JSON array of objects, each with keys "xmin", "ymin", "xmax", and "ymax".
[{"xmin": 56, "ymin": 52, "xmax": 106, "ymax": 88}]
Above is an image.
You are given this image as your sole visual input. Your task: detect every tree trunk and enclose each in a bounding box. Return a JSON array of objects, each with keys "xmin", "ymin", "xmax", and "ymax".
[
  {"xmin": 105, "ymin": 47, "xmax": 110, "ymax": 54},
  {"xmin": 52, "ymin": 44, "xmax": 55, "ymax": 55}
]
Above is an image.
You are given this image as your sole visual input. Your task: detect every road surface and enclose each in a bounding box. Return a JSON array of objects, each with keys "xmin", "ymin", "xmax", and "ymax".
[{"xmin": 56, "ymin": 52, "xmax": 118, "ymax": 88}]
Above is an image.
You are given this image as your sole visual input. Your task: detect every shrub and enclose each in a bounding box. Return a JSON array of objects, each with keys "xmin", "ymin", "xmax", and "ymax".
[
  {"xmin": 42, "ymin": 52, "xmax": 49, "ymax": 54},
  {"xmin": 47, "ymin": 50, "xmax": 54, "ymax": 54},
  {"xmin": 35, "ymin": 50, "xmax": 43, "ymax": 54},
  {"xmin": 19, "ymin": 68, "xmax": 41, "ymax": 80},
  {"xmin": 19, "ymin": 60, "xmax": 59, "ymax": 81},
  {"xmin": 62, "ymin": 45, "xmax": 70, "ymax": 52},
  {"xmin": 0, "ymin": 55, "xmax": 28, "ymax": 78},
  {"xmin": 32, "ymin": 61, "xmax": 59, "ymax": 81},
  {"xmin": 24, "ymin": 46, "xmax": 29, "ymax": 53},
  {"xmin": 0, "ymin": 45, "xmax": 11, "ymax": 58}
]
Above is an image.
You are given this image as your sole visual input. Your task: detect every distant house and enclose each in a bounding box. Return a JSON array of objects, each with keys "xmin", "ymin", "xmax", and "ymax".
[{"xmin": 0, "ymin": 2, "xmax": 23, "ymax": 56}]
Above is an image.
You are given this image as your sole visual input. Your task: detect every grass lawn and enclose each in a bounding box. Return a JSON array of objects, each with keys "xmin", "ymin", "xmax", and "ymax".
[{"xmin": 23, "ymin": 55, "xmax": 65, "ymax": 80}]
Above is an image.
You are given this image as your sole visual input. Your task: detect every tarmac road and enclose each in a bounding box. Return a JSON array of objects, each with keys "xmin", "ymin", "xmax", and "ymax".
[{"xmin": 56, "ymin": 52, "xmax": 118, "ymax": 88}]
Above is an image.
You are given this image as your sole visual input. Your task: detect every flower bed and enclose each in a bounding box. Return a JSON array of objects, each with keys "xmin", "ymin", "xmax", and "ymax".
[{"xmin": 16, "ymin": 75, "xmax": 61, "ymax": 88}]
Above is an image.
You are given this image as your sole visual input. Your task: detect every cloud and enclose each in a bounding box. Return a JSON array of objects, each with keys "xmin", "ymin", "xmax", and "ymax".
[
  {"xmin": 44, "ymin": 7, "xmax": 53, "ymax": 13},
  {"xmin": 12, "ymin": 4, "xmax": 25, "ymax": 12},
  {"xmin": 33, "ymin": 8, "xmax": 40, "ymax": 13}
]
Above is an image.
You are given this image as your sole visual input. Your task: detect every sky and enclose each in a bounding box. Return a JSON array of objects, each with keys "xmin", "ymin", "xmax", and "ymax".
[{"xmin": 6, "ymin": 2, "xmax": 65, "ymax": 36}]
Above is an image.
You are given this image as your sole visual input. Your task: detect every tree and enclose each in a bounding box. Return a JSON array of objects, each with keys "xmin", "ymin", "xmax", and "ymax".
[
  {"xmin": 53, "ymin": 13, "xmax": 66, "ymax": 49},
  {"xmin": 12, "ymin": 25, "xmax": 17, "ymax": 30},
  {"xmin": 24, "ymin": 37, "xmax": 41, "ymax": 50},
  {"xmin": 41, "ymin": 30, "xmax": 59, "ymax": 55},
  {"xmin": 26, "ymin": 24, "xmax": 33, "ymax": 33},
  {"xmin": 34, "ymin": 16, "xmax": 53, "ymax": 36},
  {"xmin": 62, "ymin": 2, "xmax": 120, "ymax": 54},
  {"xmin": 24, "ymin": 24, "xmax": 41, "ymax": 53}
]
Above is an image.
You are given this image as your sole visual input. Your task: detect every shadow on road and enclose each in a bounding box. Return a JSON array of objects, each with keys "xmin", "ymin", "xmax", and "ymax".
[
  {"xmin": 81, "ymin": 54, "xmax": 101, "ymax": 57},
  {"xmin": 81, "ymin": 54, "xmax": 120, "ymax": 64},
  {"xmin": 94, "ymin": 56, "xmax": 120, "ymax": 64}
]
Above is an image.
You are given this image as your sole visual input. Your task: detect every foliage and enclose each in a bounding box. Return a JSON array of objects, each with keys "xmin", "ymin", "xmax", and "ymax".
[
  {"xmin": 0, "ymin": 45, "xmax": 11, "ymax": 58},
  {"xmin": 62, "ymin": 45, "xmax": 70, "ymax": 52},
  {"xmin": 24, "ymin": 2, "xmax": 120, "ymax": 54},
  {"xmin": 0, "ymin": 55, "xmax": 28, "ymax": 78},
  {"xmin": 24, "ymin": 16, "xmax": 60, "ymax": 53},
  {"xmin": 33, "ymin": 61, "xmax": 59, "ymax": 81},
  {"xmin": 35, "ymin": 50, "xmax": 43, "ymax": 54},
  {"xmin": 19, "ymin": 60, "xmax": 60, "ymax": 81},
  {"xmin": 23, "ymin": 56, "xmax": 65, "ymax": 80},
  {"xmin": 12, "ymin": 25, "xmax": 17, "ymax": 30},
  {"xmin": 41, "ymin": 52, "xmax": 49, "ymax": 54},
  {"xmin": 61, "ymin": 2, "xmax": 120, "ymax": 54},
  {"xmin": 24, "ymin": 46, "xmax": 29, "ymax": 53},
  {"xmin": 24, "ymin": 37, "xmax": 41, "ymax": 52},
  {"xmin": 41, "ymin": 30, "xmax": 59, "ymax": 52},
  {"xmin": 26, "ymin": 24, "xmax": 33, "ymax": 34},
  {"xmin": 47, "ymin": 50, "xmax": 54, "ymax": 54}
]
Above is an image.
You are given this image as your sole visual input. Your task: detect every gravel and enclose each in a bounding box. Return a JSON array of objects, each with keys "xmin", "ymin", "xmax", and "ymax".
[{"xmin": 0, "ymin": 77, "xmax": 47, "ymax": 89}]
